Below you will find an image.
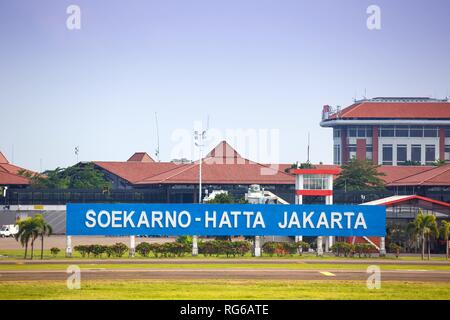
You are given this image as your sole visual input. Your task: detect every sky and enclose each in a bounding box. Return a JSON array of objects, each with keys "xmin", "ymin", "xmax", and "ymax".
[{"xmin": 1, "ymin": 0, "xmax": 450, "ymax": 172}]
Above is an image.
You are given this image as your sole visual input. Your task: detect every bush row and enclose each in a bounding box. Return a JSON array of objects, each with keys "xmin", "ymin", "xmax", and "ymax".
[
  {"xmin": 74, "ymin": 243, "xmax": 128, "ymax": 258},
  {"xmin": 262, "ymin": 241, "xmax": 310, "ymax": 256},
  {"xmin": 136, "ymin": 242, "xmax": 190, "ymax": 258},
  {"xmin": 330, "ymin": 242, "xmax": 376, "ymax": 258},
  {"xmin": 198, "ymin": 240, "xmax": 252, "ymax": 257}
]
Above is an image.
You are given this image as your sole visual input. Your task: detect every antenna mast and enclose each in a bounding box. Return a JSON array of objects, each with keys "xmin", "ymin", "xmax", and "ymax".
[
  {"xmin": 155, "ymin": 112, "xmax": 160, "ymax": 161},
  {"xmin": 307, "ymin": 132, "xmax": 310, "ymax": 163}
]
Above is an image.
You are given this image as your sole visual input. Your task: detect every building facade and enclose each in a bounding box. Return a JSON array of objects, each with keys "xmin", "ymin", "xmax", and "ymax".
[{"xmin": 320, "ymin": 97, "xmax": 450, "ymax": 166}]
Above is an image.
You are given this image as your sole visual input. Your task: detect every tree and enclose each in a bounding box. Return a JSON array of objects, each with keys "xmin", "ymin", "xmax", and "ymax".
[
  {"xmin": 334, "ymin": 159, "xmax": 385, "ymax": 191},
  {"xmin": 206, "ymin": 192, "xmax": 234, "ymax": 204},
  {"xmin": 439, "ymin": 220, "xmax": 450, "ymax": 259},
  {"xmin": 410, "ymin": 211, "xmax": 439, "ymax": 260},
  {"xmin": 19, "ymin": 163, "xmax": 111, "ymax": 189},
  {"xmin": 34, "ymin": 214, "xmax": 53, "ymax": 260},
  {"xmin": 15, "ymin": 218, "xmax": 36, "ymax": 259}
]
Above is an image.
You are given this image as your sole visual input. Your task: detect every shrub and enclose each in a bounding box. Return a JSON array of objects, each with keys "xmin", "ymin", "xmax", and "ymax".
[
  {"xmin": 389, "ymin": 243, "xmax": 402, "ymax": 258},
  {"xmin": 50, "ymin": 247, "xmax": 60, "ymax": 257},
  {"xmin": 110, "ymin": 243, "xmax": 128, "ymax": 257},
  {"xmin": 136, "ymin": 242, "xmax": 152, "ymax": 257},
  {"xmin": 331, "ymin": 242, "xmax": 355, "ymax": 257},
  {"xmin": 90, "ymin": 244, "xmax": 106, "ymax": 258},
  {"xmin": 175, "ymin": 235, "xmax": 193, "ymax": 246},
  {"xmin": 262, "ymin": 241, "xmax": 309, "ymax": 257},
  {"xmin": 74, "ymin": 245, "xmax": 89, "ymax": 258}
]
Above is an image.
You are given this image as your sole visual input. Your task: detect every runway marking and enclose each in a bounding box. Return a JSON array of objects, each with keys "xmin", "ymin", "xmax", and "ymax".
[{"xmin": 320, "ymin": 271, "xmax": 336, "ymax": 277}]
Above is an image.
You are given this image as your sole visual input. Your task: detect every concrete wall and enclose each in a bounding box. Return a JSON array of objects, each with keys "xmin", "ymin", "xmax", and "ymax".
[{"xmin": 0, "ymin": 210, "xmax": 66, "ymax": 234}]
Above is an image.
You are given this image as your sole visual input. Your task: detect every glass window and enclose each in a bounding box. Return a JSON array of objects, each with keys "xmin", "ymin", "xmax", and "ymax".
[
  {"xmin": 348, "ymin": 144, "xmax": 356, "ymax": 160},
  {"xmin": 410, "ymin": 126, "xmax": 424, "ymax": 137},
  {"xmin": 357, "ymin": 127, "xmax": 367, "ymax": 137},
  {"xmin": 424, "ymin": 127, "xmax": 438, "ymax": 137},
  {"xmin": 333, "ymin": 145, "xmax": 341, "ymax": 165},
  {"xmin": 397, "ymin": 145, "xmax": 407, "ymax": 165},
  {"xmin": 445, "ymin": 145, "xmax": 450, "ymax": 163},
  {"xmin": 411, "ymin": 145, "xmax": 422, "ymax": 163},
  {"xmin": 380, "ymin": 126, "xmax": 395, "ymax": 137},
  {"xmin": 425, "ymin": 145, "xmax": 436, "ymax": 164},
  {"xmin": 445, "ymin": 127, "xmax": 450, "ymax": 138},
  {"xmin": 382, "ymin": 144, "xmax": 393, "ymax": 165},
  {"xmin": 395, "ymin": 126, "xmax": 409, "ymax": 137},
  {"xmin": 366, "ymin": 144, "xmax": 373, "ymax": 161},
  {"xmin": 348, "ymin": 127, "xmax": 357, "ymax": 137},
  {"xmin": 303, "ymin": 175, "xmax": 329, "ymax": 190},
  {"xmin": 333, "ymin": 129, "xmax": 341, "ymax": 138}
]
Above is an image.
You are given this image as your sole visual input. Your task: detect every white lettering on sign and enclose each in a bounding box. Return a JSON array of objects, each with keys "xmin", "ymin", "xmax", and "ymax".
[
  {"xmin": 82, "ymin": 209, "xmax": 368, "ymax": 232},
  {"xmin": 278, "ymin": 211, "xmax": 367, "ymax": 230}
]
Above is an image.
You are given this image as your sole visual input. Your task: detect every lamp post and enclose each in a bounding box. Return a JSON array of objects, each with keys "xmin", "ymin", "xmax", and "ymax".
[{"xmin": 192, "ymin": 129, "xmax": 207, "ymax": 256}]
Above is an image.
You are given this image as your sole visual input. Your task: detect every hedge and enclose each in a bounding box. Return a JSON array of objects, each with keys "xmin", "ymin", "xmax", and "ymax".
[
  {"xmin": 262, "ymin": 241, "xmax": 310, "ymax": 256},
  {"xmin": 198, "ymin": 240, "xmax": 252, "ymax": 257},
  {"xmin": 330, "ymin": 242, "xmax": 376, "ymax": 258},
  {"xmin": 73, "ymin": 243, "xmax": 128, "ymax": 258}
]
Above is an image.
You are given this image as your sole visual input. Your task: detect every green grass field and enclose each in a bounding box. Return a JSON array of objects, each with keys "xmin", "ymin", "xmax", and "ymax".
[
  {"xmin": 1, "ymin": 249, "xmax": 448, "ymax": 261},
  {"xmin": 0, "ymin": 279, "xmax": 449, "ymax": 300}
]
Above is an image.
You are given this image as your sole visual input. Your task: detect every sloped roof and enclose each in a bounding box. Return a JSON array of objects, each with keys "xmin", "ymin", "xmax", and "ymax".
[
  {"xmin": 327, "ymin": 101, "xmax": 450, "ymax": 120},
  {"xmin": 127, "ymin": 152, "xmax": 155, "ymax": 163},
  {"xmin": 0, "ymin": 152, "xmax": 31, "ymax": 185},
  {"xmin": 0, "ymin": 152, "xmax": 9, "ymax": 164},
  {"xmin": 364, "ymin": 195, "xmax": 450, "ymax": 207},
  {"xmin": 93, "ymin": 161, "xmax": 180, "ymax": 184},
  {"xmin": 385, "ymin": 164, "xmax": 450, "ymax": 186}
]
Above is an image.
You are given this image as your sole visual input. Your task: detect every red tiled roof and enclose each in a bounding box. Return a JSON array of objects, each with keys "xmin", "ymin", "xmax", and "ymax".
[
  {"xmin": 0, "ymin": 171, "xmax": 30, "ymax": 185},
  {"xmin": 93, "ymin": 161, "xmax": 180, "ymax": 184},
  {"xmin": 366, "ymin": 195, "xmax": 450, "ymax": 208},
  {"xmin": 136, "ymin": 161, "xmax": 294, "ymax": 185},
  {"xmin": 377, "ymin": 166, "xmax": 432, "ymax": 184},
  {"xmin": 328, "ymin": 101, "xmax": 450, "ymax": 119},
  {"xmin": 0, "ymin": 152, "xmax": 31, "ymax": 185},
  {"xmin": 385, "ymin": 164, "xmax": 450, "ymax": 186},
  {"xmin": 127, "ymin": 152, "xmax": 155, "ymax": 163},
  {"xmin": 0, "ymin": 152, "xmax": 9, "ymax": 164}
]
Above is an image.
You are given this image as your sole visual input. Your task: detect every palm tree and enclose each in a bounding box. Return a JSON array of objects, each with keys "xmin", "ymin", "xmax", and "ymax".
[
  {"xmin": 34, "ymin": 214, "xmax": 53, "ymax": 260},
  {"xmin": 440, "ymin": 221, "xmax": 450, "ymax": 260},
  {"xmin": 14, "ymin": 218, "xmax": 37, "ymax": 259},
  {"xmin": 406, "ymin": 220, "xmax": 420, "ymax": 253},
  {"xmin": 411, "ymin": 211, "xmax": 439, "ymax": 260}
]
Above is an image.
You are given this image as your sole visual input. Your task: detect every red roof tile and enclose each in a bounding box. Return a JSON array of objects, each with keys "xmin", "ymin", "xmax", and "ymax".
[
  {"xmin": 329, "ymin": 101, "xmax": 450, "ymax": 119},
  {"xmin": 0, "ymin": 152, "xmax": 31, "ymax": 185},
  {"xmin": 385, "ymin": 164, "xmax": 450, "ymax": 186},
  {"xmin": 0, "ymin": 152, "xmax": 9, "ymax": 164},
  {"xmin": 93, "ymin": 161, "xmax": 180, "ymax": 184},
  {"xmin": 127, "ymin": 152, "xmax": 155, "ymax": 163}
]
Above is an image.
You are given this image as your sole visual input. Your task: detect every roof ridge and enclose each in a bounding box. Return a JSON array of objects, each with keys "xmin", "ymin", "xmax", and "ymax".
[
  {"xmin": 387, "ymin": 166, "xmax": 435, "ymax": 184},
  {"xmin": 140, "ymin": 163, "xmax": 198, "ymax": 183},
  {"xmin": 419, "ymin": 165, "xmax": 450, "ymax": 184},
  {"xmin": 138, "ymin": 163, "xmax": 192, "ymax": 182}
]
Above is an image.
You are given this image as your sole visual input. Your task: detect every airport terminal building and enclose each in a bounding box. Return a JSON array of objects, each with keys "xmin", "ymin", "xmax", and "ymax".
[{"xmin": 320, "ymin": 97, "xmax": 450, "ymax": 166}]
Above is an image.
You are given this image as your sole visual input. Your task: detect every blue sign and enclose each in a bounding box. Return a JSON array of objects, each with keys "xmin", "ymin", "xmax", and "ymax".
[{"xmin": 66, "ymin": 203, "xmax": 386, "ymax": 236}]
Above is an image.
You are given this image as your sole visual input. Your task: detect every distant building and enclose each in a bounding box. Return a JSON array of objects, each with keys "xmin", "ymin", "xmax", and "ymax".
[
  {"xmin": 0, "ymin": 151, "xmax": 30, "ymax": 188},
  {"xmin": 320, "ymin": 97, "xmax": 450, "ymax": 166}
]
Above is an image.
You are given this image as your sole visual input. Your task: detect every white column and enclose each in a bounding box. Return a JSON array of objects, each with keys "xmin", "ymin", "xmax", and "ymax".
[
  {"xmin": 328, "ymin": 236, "xmax": 334, "ymax": 250},
  {"xmin": 129, "ymin": 236, "xmax": 136, "ymax": 257},
  {"xmin": 379, "ymin": 237, "xmax": 386, "ymax": 256},
  {"xmin": 66, "ymin": 236, "xmax": 72, "ymax": 257},
  {"xmin": 296, "ymin": 235, "xmax": 303, "ymax": 254},
  {"xmin": 254, "ymin": 236, "xmax": 261, "ymax": 257},
  {"xmin": 324, "ymin": 236, "xmax": 329, "ymax": 252},
  {"xmin": 317, "ymin": 236, "xmax": 323, "ymax": 256},
  {"xmin": 192, "ymin": 235, "xmax": 198, "ymax": 256}
]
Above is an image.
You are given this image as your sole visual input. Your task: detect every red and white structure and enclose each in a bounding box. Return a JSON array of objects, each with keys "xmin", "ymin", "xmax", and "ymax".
[{"xmin": 292, "ymin": 168, "xmax": 340, "ymax": 256}]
